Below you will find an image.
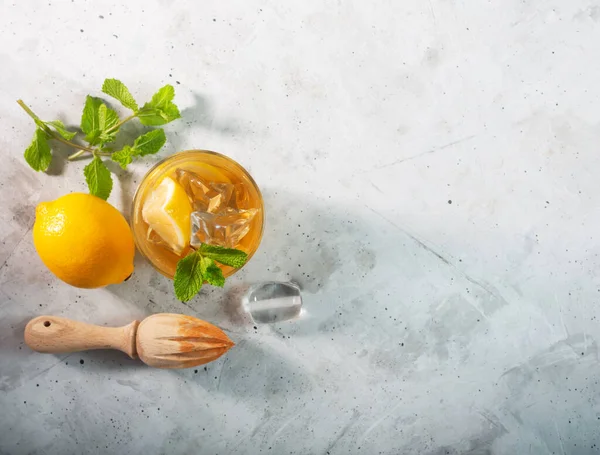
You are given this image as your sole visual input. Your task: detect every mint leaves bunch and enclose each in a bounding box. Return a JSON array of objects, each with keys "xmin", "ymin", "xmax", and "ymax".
[
  {"xmin": 174, "ymin": 244, "xmax": 248, "ymax": 302},
  {"xmin": 18, "ymin": 79, "xmax": 181, "ymax": 200}
]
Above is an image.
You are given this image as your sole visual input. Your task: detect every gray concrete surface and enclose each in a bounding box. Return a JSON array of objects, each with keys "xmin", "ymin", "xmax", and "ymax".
[{"xmin": 2, "ymin": 1, "xmax": 600, "ymax": 454}]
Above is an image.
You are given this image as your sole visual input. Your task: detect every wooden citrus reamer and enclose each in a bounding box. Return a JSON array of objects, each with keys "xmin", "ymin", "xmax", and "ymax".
[{"xmin": 24, "ymin": 313, "xmax": 234, "ymax": 369}]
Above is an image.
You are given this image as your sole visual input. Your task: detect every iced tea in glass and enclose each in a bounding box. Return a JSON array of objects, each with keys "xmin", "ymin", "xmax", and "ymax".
[{"xmin": 131, "ymin": 150, "xmax": 264, "ymax": 279}]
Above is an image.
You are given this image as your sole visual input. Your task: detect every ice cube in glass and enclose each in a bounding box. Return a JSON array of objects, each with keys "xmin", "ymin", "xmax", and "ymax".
[{"xmin": 191, "ymin": 208, "xmax": 258, "ymax": 249}]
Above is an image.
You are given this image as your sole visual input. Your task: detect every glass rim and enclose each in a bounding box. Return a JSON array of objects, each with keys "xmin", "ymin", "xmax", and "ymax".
[{"xmin": 130, "ymin": 149, "xmax": 265, "ymax": 279}]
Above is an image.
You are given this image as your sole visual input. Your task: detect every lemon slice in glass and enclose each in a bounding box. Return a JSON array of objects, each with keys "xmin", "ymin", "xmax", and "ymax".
[{"xmin": 142, "ymin": 176, "xmax": 192, "ymax": 255}]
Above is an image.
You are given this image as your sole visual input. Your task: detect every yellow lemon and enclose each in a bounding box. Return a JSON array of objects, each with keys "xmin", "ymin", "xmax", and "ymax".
[
  {"xmin": 33, "ymin": 193, "xmax": 135, "ymax": 288},
  {"xmin": 141, "ymin": 176, "xmax": 192, "ymax": 255}
]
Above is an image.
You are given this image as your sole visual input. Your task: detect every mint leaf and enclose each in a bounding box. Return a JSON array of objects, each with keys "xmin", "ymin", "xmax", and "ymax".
[
  {"xmin": 111, "ymin": 129, "xmax": 165, "ymax": 168},
  {"xmin": 111, "ymin": 146, "xmax": 133, "ymax": 169},
  {"xmin": 84, "ymin": 130, "xmax": 102, "ymax": 145},
  {"xmin": 132, "ymin": 129, "xmax": 166, "ymax": 156},
  {"xmin": 81, "ymin": 97, "xmax": 119, "ymax": 145},
  {"xmin": 200, "ymin": 257, "xmax": 225, "ymax": 287},
  {"xmin": 24, "ymin": 129, "xmax": 52, "ymax": 172},
  {"xmin": 174, "ymin": 251, "xmax": 204, "ymax": 302},
  {"xmin": 138, "ymin": 85, "xmax": 181, "ymax": 126},
  {"xmin": 199, "ymin": 244, "xmax": 248, "ymax": 268},
  {"xmin": 98, "ymin": 103, "xmax": 119, "ymax": 132},
  {"xmin": 101, "ymin": 79, "xmax": 138, "ymax": 111},
  {"xmin": 46, "ymin": 120, "xmax": 77, "ymax": 140},
  {"xmin": 97, "ymin": 103, "xmax": 120, "ymax": 144},
  {"xmin": 136, "ymin": 109, "xmax": 163, "ymax": 126},
  {"xmin": 84, "ymin": 156, "xmax": 113, "ymax": 200},
  {"xmin": 80, "ymin": 96, "xmax": 102, "ymax": 135},
  {"xmin": 137, "ymin": 106, "xmax": 180, "ymax": 126},
  {"xmin": 149, "ymin": 84, "xmax": 175, "ymax": 107}
]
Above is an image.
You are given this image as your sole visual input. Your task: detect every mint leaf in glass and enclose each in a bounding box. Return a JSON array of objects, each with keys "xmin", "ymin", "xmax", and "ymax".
[
  {"xmin": 174, "ymin": 251, "xmax": 204, "ymax": 302},
  {"xmin": 199, "ymin": 244, "xmax": 248, "ymax": 268},
  {"xmin": 200, "ymin": 257, "xmax": 225, "ymax": 287}
]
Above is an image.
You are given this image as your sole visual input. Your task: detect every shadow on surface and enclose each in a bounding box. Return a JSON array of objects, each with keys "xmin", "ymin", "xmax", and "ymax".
[
  {"xmin": 45, "ymin": 141, "xmax": 73, "ymax": 176},
  {"xmin": 168, "ymin": 336, "xmax": 316, "ymax": 402},
  {"xmin": 68, "ymin": 349, "xmax": 141, "ymax": 372},
  {"xmin": 181, "ymin": 92, "xmax": 242, "ymax": 135}
]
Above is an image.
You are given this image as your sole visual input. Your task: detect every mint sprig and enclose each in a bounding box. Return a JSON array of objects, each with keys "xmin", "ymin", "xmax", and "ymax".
[
  {"xmin": 174, "ymin": 244, "xmax": 248, "ymax": 302},
  {"xmin": 111, "ymin": 129, "xmax": 167, "ymax": 169},
  {"xmin": 17, "ymin": 79, "xmax": 181, "ymax": 200},
  {"xmin": 199, "ymin": 244, "xmax": 248, "ymax": 268},
  {"xmin": 137, "ymin": 85, "xmax": 181, "ymax": 126}
]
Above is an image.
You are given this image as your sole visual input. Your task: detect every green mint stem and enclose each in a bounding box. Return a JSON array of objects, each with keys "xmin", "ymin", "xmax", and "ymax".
[
  {"xmin": 52, "ymin": 135, "xmax": 95, "ymax": 154},
  {"xmin": 17, "ymin": 100, "xmax": 97, "ymax": 155},
  {"xmin": 67, "ymin": 149, "xmax": 111, "ymax": 160},
  {"xmin": 16, "ymin": 99, "xmax": 43, "ymax": 123},
  {"xmin": 67, "ymin": 150, "xmax": 87, "ymax": 160},
  {"xmin": 105, "ymin": 113, "xmax": 137, "ymax": 134}
]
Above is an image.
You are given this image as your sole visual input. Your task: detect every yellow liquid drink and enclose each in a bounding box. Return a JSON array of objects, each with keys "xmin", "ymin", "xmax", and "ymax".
[{"xmin": 131, "ymin": 150, "xmax": 264, "ymax": 279}]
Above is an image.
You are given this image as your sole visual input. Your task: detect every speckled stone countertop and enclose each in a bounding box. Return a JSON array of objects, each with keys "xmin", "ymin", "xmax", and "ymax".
[{"xmin": 2, "ymin": 1, "xmax": 600, "ymax": 454}]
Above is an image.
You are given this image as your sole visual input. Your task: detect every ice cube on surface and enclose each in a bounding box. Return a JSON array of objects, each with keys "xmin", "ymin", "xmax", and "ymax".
[
  {"xmin": 243, "ymin": 282, "xmax": 303, "ymax": 323},
  {"xmin": 191, "ymin": 208, "xmax": 258, "ymax": 249},
  {"xmin": 175, "ymin": 169, "xmax": 234, "ymax": 214}
]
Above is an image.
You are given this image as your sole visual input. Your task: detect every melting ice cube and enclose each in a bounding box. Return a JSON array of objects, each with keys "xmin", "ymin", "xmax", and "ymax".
[
  {"xmin": 232, "ymin": 183, "xmax": 250, "ymax": 210},
  {"xmin": 242, "ymin": 282, "xmax": 303, "ymax": 323},
  {"xmin": 191, "ymin": 208, "xmax": 258, "ymax": 249},
  {"xmin": 176, "ymin": 169, "xmax": 234, "ymax": 214},
  {"xmin": 174, "ymin": 168, "xmax": 258, "ymax": 250}
]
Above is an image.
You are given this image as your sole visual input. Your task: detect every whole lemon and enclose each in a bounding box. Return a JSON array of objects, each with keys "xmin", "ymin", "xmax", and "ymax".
[{"xmin": 33, "ymin": 193, "xmax": 135, "ymax": 288}]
